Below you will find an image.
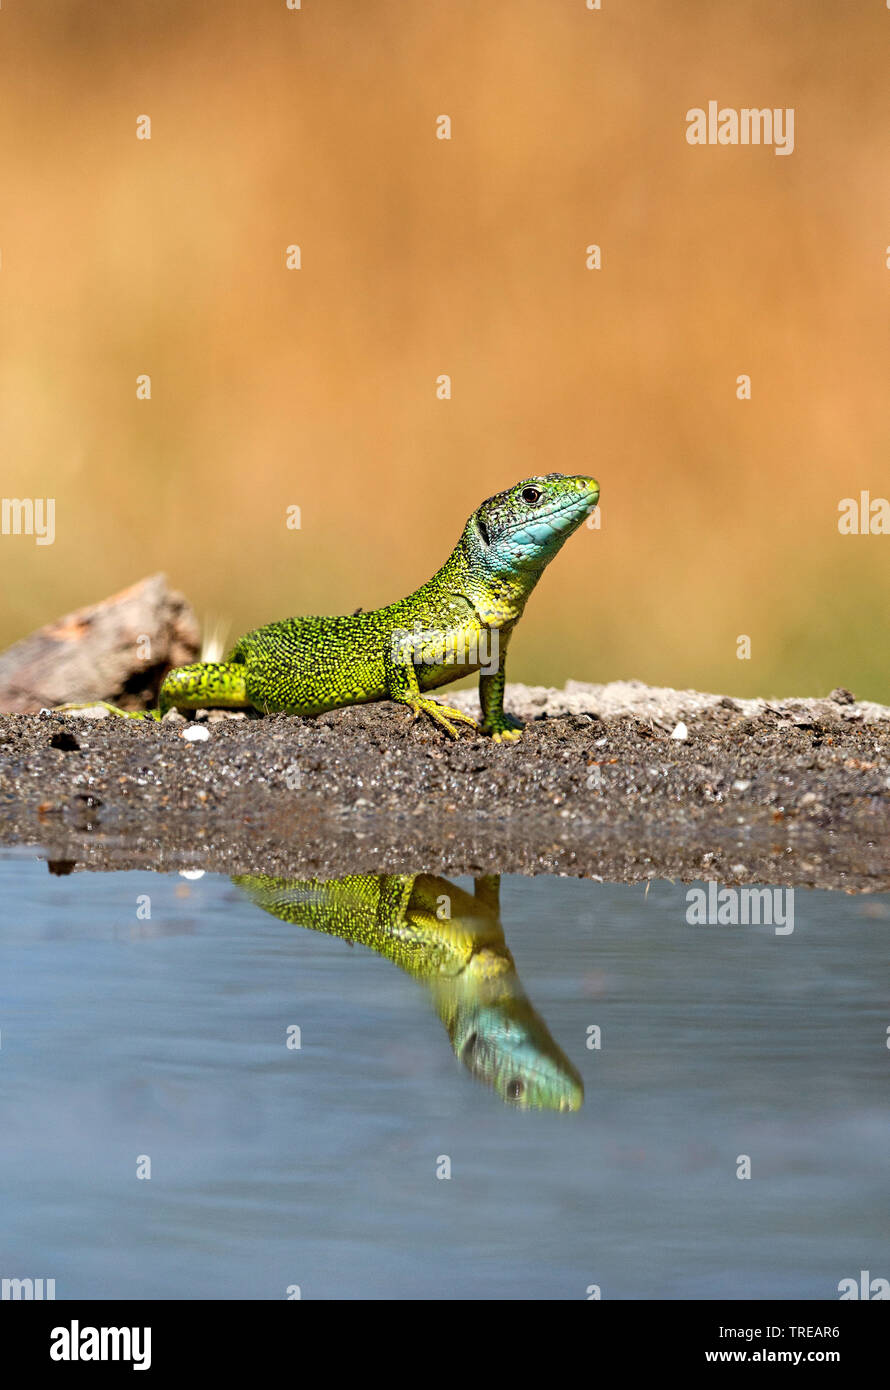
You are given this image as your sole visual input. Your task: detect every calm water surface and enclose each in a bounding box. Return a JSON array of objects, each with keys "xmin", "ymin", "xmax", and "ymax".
[{"xmin": 0, "ymin": 849, "xmax": 886, "ymax": 1300}]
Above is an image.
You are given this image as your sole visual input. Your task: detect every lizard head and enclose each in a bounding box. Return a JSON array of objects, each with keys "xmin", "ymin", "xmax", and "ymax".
[
  {"xmin": 451, "ymin": 999, "xmax": 585, "ymax": 1112},
  {"xmin": 467, "ymin": 473, "xmax": 599, "ymax": 576}
]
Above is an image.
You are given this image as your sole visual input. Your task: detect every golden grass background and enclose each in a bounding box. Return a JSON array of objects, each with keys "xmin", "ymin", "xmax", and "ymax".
[{"xmin": 1, "ymin": 1, "xmax": 887, "ymax": 700}]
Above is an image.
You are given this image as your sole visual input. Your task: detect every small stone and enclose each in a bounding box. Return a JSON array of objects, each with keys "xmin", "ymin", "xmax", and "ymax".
[
  {"xmin": 732, "ymin": 779, "xmax": 750, "ymax": 792},
  {"xmin": 670, "ymin": 722, "xmax": 689, "ymax": 741},
  {"xmin": 830, "ymin": 687, "xmax": 855, "ymax": 705},
  {"xmin": 181, "ymin": 724, "xmax": 210, "ymax": 742}
]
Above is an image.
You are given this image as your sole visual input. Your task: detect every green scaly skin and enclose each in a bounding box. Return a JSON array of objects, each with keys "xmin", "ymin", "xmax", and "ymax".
[
  {"xmin": 234, "ymin": 871, "xmax": 584, "ymax": 1111},
  {"xmin": 57, "ymin": 473, "xmax": 599, "ymax": 740}
]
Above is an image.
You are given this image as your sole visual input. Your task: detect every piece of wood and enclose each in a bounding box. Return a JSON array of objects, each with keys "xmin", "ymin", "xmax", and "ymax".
[{"xmin": 0, "ymin": 574, "xmax": 201, "ymax": 712}]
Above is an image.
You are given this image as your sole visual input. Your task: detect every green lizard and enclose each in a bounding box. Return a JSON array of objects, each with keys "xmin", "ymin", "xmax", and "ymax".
[
  {"xmin": 60, "ymin": 473, "xmax": 598, "ymax": 740},
  {"xmin": 235, "ymin": 870, "xmax": 584, "ymax": 1111}
]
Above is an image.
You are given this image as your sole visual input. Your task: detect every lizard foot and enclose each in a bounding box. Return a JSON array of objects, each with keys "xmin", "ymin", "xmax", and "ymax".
[
  {"xmin": 406, "ymin": 698, "xmax": 478, "ymax": 739},
  {"xmin": 481, "ymin": 713, "xmax": 524, "ymax": 743}
]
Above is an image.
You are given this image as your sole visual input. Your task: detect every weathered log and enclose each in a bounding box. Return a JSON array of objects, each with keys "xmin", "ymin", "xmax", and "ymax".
[{"xmin": 0, "ymin": 574, "xmax": 200, "ymax": 712}]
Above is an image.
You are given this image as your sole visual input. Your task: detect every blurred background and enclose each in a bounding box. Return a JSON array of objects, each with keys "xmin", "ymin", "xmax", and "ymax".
[{"xmin": 0, "ymin": 0, "xmax": 887, "ymax": 700}]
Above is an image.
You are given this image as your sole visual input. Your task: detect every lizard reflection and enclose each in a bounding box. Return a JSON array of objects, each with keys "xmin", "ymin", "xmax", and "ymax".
[{"xmin": 234, "ymin": 872, "xmax": 583, "ymax": 1112}]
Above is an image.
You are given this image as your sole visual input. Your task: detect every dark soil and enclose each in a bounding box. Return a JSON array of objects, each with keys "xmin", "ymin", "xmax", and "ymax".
[{"xmin": 0, "ymin": 681, "xmax": 887, "ymax": 890}]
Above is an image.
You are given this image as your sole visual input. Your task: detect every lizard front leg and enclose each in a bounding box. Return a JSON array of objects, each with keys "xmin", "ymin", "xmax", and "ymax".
[
  {"xmin": 383, "ymin": 628, "xmax": 478, "ymax": 739},
  {"xmin": 479, "ymin": 662, "xmax": 523, "ymax": 742}
]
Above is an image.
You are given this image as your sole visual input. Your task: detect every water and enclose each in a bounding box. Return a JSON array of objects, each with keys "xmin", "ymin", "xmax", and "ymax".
[{"xmin": 0, "ymin": 849, "xmax": 886, "ymax": 1300}]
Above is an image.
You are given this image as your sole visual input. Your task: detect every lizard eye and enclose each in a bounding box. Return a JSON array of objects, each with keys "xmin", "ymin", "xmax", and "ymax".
[
  {"xmin": 506, "ymin": 1077, "xmax": 525, "ymax": 1100},
  {"xmin": 521, "ymin": 486, "xmax": 542, "ymax": 506}
]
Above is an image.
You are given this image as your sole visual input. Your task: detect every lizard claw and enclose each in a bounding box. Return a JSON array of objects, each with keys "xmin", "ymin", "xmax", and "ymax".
[{"xmin": 404, "ymin": 698, "xmax": 478, "ymax": 739}]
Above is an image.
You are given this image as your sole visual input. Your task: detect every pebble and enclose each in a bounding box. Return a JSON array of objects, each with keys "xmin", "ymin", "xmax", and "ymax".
[{"xmin": 181, "ymin": 725, "xmax": 210, "ymax": 742}]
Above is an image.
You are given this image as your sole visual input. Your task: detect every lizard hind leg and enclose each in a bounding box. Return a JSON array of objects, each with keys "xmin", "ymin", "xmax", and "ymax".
[
  {"xmin": 158, "ymin": 661, "xmax": 251, "ymax": 717},
  {"xmin": 52, "ymin": 700, "xmax": 155, "ymax": 720}
]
